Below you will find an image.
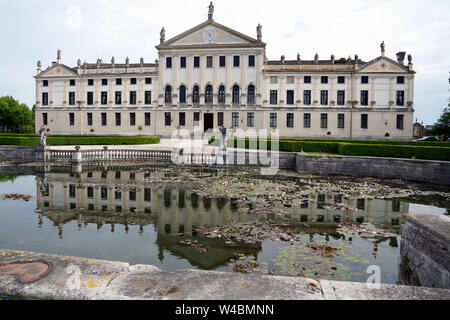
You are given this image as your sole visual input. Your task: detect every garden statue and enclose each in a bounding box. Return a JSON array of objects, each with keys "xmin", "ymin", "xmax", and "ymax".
[{"xmin": 39, "ymin": 127, "xmax": 47, "ymax": 147}]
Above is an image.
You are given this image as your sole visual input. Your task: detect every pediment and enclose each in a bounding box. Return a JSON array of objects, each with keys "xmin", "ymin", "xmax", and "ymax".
[
  {"xmin": 158, "ymin": 20, "xmax": 264, "ymax": 49},
  {"xmin": 36, "ymin": 63, "xmax": 78, "ymax": 78},
  {"xmin": 358, "ymin": 57, "xmax": 409, "ymax": 73}
]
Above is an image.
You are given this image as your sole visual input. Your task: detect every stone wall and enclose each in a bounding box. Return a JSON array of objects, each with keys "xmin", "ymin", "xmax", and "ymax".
[
  {"xmin": 0, "ymin": 146, "xmax": 45, "ymax": 162},
  {"xmin": 295, "ymin": 154, "xmax": 450, "ymax": 185},
  {"xmin": 399, "ymin": 214, "xmax": 450, "ymax": 289}
]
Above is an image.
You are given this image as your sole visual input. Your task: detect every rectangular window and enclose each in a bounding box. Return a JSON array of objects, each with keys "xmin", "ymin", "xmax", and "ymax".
[
  {"xmin": 69, "ymin": 92, "xmax": 75, "ymax": 105},
  {"xmin": 270, "ymin": 90, "xmax": 277, "ymax": 105},
  {"xmin": 304, "ymin": 76, "xmax": 311, "ymax": 84},
  {"xmin": 218, "ymin": 112, "xmax": 224, "ymax": 126},
  {"xmin": 219, "ymin": 56, "xmax": 226, "ymax": 67},
  {"xmin": 116, "ymin": 78, "xmax": 122, "ymax": 85},
  {"xmin": 360, "ymin": 90, "xmax": 369, "ymax": 106},
  {"xmin": 42, "ymin": 92, "xmax": 48, "ymax": 105},
  {"xmin": 144, "ymin": 188, "xmax": 151, "ymax": 202},
  {"xmin": 397, "ymin": 115, "xmax": 404, "ymax": 130},
  {"xmin": 130, "ymin": 78, "xmax": 137, "ymax": 85},
  {"xmin": 87, "ymin": 113, "xmax": 93, "ymax": 126},
  {"xmin": 180, "ymin": 57, "xmax": 186, "ymax": 68},
  {"xmin": 145, "ymin": 77, "xmax": 152, "ymax": 84},
  {"xmin": 69, "ymin": 113, "xmax": 75, "ymax": 126},
  {"xmin": 232, "ymin": 112, "xmax": 239, "ymax": 127},
  {"xmin": 102, "ymin": 79, "xmax": 108, "ymax": 85},
  {"xmin": 248, "ymin": 55, "xmax": 255, "ymax": 67},
  {"xmin": 43, "ymin": 80, "xmax": 48, "ymax": 87},
  {"xmin": 101, "ymin": 92, "xmax": 107, "ymax": 105},
  {"xmin": 166, "ymin": 57, "xmax": 172, "ymax": 68},
  {"xmin": 43, "ymin": 113, "xmax": 48, "ymax": 125},
  {"xmin": 87, "ymin": 92, "xmax": 94, "ymax": 105},
  {"xmin": 69, "ymin": 185, "xmax": 76, "ymax": 198},
  {"xmin": 303, "ymin": 90, "xmax": 311, "ymax": 105},
  {"xmin": 270, "ymin": 113, "xmax": 277, "ymax": 128},
  {"xmin": 397, "ymin": 76, "xmax": 405, "ymax": 84},
  {"xmin": 130, "ymin": 112, "xmax": 136, "ymax": 126},
  {"xmin": 88, "ymin": 79, "xmax": 94, "ymax": 86},
  {"xmin": 115, "ymin": 91, "xmax": 121, "ymax": 105},
  {"xmin": 70, "ymin": 79, "xmax": 75, "ymax": 86},
  {"xmin": 87, "ymin": 187, "xmax": 94, "ymax": 199},
  {"xmin": 287, "ymin": 113, "xmax": 294, "ymax": 128},
  {"xmin": 247, "ymin": 112, "xmax": 254, "ymax": 127},
  {"xmin": 303, "ymin": 113, "xmax": 311, "ymax": 128},
  {"xmin": 337, "ymin": 90, "xmax": 345, "ymax": 105},
  {"xmin": 270, "ymin": 76, "xmax": 278, "ymax": 84},
  {"xmin": 337, "ymin": 114, "xmax": 345, "ymax": 129},
  {"xmin": 361, "ymin": 114, "xmax": 368, "ymax": 129},
  {"xmin": 320, "ymin": 113, "xmax": 328, "ymax": 129},
  {"xmin": 165, "ymin": 112, "xmax": 171, "ymax": 126},
  {"xmin": 286, "ymin": 90, "xmax": 294, "ymax": 105},
  {"xmin": 129, "ymin": 91, "xmax": 136, "ymax": 105},
  {"xmin": 206, "ymin": 56, "xmax": 213, "ymax": 68},
  {"xmin": 145, "ymin": 112, "xmax": 151, "ymax": 126},
  {"xmin": 179, "ymin": 112, "xmax": 185, "ymax": 126},
  {"xmin": 338, "ymin": 76, "xmax": 345, "ymax": 84},
  {"xmin": 286, "ymin": 76, "xmax": 294, "ymax": 84},
  {"xmin": 193, "ymin": 112, "xmax": 200, "ymax": 126},
  {"xmin": 321, "ymin": 76, "xmax": 328, "ymax": 84},
  {"xmin": 145, "ymin": 91, "xmax": 151, "ymax": 105},
  {"xmin": 115, "ymin": 113, "xmax": 121, "ymax": 126},
  {"xmin": 101, "ymin": 113, "xmax": 107, "ymax": 126},
  {"xmin": 320, "ymin": 90, "xmax": 328, "ymax": 105},
  {"xmin": 361, "ymin": 76, "xmax": 369, "ymax": 84},
  {"xmin": 194, "ymin": 56, "xmax": 200, "ymax": 68},
  {"xmin": 233, "ymin": 55, "xmax": 240, "ymax": 67},
  {"xmin": 396, "ymin": 91, "xmax": 405, "ymax": 106}
]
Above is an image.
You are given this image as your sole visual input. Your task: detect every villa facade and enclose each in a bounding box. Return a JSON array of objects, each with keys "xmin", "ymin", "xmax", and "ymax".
[{"xmin": 34, "ymin": 3, "xmax": 415, "ymax": 139}]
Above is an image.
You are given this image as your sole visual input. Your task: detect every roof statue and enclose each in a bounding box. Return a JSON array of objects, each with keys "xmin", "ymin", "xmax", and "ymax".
[
  {"xmin": 408, "ymin": 54, "xmax": 412, "ymax": 64},
  {"xmin": 208, "ymin": 2, "xmax": 214, "ymax": 20},
  {"xmin": 296, "ymin": 53, "xmax": 301, "ymax": 64},
  {"xmin": 331, "ymin": 54, "xmax": 335, "ymax": 64},
  {"xmin": 111, "ymin": 56, "xmax": 115, "ymax": 67},
  {"xmin": 57, "ymin": 49, "xmax": 61, "ymax": 61},
  {"xmin": 37, "ymin": 60, "xmax": 41, "ymax": 69},
  {"xmin": 257, "ymin": 24, "xmax": 262, "ymax": 41},
  {"xmin": 380, "ymin": 41, "xmax": 385, "ymax": 56},
  {"xmin": 140, "ymin": 57, "xmax": 144, "ymax": 66},
  {"xmin": 314, "ymin": 53, "xmax": 319, "ymax": 64},
  {"xmin": 160, "ymin": 27, "xmax": 165, "ymax": 44},
  {"xmin": 125, "ymin": 56, "xmax": 129, "ymax": 68}
]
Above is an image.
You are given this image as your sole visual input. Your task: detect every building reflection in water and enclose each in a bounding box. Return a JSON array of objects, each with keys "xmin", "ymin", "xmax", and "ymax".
[{"xmin": 35, "ymin": 166, "xmax": 407, "ymax": 268}]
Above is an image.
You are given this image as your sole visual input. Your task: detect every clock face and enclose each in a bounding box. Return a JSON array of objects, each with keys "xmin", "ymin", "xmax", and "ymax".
[{"xmin": 204, "ymin": 29, "xmax": 216, "ymax": 42}]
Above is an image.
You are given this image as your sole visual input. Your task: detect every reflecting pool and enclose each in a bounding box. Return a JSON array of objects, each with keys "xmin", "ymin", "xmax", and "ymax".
[{"xmin": 0, "ymin": 163, "xmax": 448, "ymax": 284}]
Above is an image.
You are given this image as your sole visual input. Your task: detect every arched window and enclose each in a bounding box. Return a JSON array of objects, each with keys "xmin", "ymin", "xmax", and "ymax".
[
  {"xmin": 165, "ymin": 85, "xmax": 172, "ymax": 104},
  {"xmin": 179, "ymin": 85, "xmax": 186, "ymax": 103},
  {"xmin": 247, "ymin": 85, "xmax": 255, "ymax": 104},
  {"xmin": 205, "ymin": 85, "xmax": 213, "ymax": 104},
  {"xmin": 232, "ymin": 85, "xmax": 240, "ymax": 104},
  {"xmin": 192, "ymin": 86, "xmax": 199, "ymax": 103},
  {"xmin": 218, "ymin": 85, "xmax": 225, "ymax": 104}
]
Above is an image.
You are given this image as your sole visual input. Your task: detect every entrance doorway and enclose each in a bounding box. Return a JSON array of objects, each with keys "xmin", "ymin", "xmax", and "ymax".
[{"xmin": 204, "ymin": 113, "xmax": 214, "ymax": 132}]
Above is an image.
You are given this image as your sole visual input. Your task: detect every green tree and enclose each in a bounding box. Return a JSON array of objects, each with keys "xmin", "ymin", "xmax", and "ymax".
[
  {"xmin": 0, "ymin": 96, "xmax": 34, "ymax": 133},
  {"xmin": 431, "ymin": 106, "xmax": 450, "ymax": 136}
]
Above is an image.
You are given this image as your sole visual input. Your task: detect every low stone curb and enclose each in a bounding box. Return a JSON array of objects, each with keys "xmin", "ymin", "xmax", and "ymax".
[{"xmin": 1, "ymin": 249, "xmax": 449, "ymax": 300}]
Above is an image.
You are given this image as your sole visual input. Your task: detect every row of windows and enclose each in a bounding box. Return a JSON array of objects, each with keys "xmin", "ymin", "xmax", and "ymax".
[
  {"xmin": 42, "ymin": 78, "xmax": 152, "ymax": 87},
  {"xmin": 269, "ymin": 76, "xmax": 405, "ymax": 85},
  {"xmin": 40, "ymin": 89, "xmax": 405, "ymax": 107},
  {"xmin": 43, "ymin": 112, "xmax": 404, "ymax": 130},
  {"xmin": 166, "ymin": 55, "xmax": 255, "ymax": 69},
  {"xmin": 41, "ymin": 91, "xmax": 152, "ymax": 106}
]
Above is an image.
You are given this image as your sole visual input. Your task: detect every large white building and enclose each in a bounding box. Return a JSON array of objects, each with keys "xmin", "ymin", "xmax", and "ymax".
[{"xmin": 34, "ymin": 3, "xmax": 415, "ymax": 139}]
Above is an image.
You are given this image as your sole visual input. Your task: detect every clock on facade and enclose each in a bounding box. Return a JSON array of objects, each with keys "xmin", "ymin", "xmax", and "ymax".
[{"xmin": 203, "ymin": 28, "xmax": 216, "ymax": 42}]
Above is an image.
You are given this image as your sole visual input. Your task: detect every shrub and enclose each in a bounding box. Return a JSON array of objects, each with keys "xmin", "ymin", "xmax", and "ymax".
[
  {"xmin": 338, "ymin": 143, "xmax": 450, "ymax": 161},
  {"xmin": 0, "ymin": 135, "xmax": 160, "ymax": 146}
]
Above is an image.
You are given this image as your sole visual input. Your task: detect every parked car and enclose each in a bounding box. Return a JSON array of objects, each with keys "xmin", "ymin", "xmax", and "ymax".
[{"xmin": 416, "ymin": 136, "xmax": 439, "ymax": 141}]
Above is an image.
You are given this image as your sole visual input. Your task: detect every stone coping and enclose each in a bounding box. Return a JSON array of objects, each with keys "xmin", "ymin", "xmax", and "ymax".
[
  {"xmin": 0, "ymin": 249, "xmax": 449, "ymax": 300},
  {"xmin": 405, "ymin": 214, "xmax": 450, "ymax": 243}
]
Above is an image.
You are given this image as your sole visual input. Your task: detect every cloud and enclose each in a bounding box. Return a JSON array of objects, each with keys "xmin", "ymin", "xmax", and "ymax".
[{"xmin": 0, "ymin": 0, "xmax": 448, "ymax": 124}]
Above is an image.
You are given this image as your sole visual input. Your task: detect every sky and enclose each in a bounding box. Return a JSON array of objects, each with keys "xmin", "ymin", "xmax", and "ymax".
[{"xmin": 0, "ymin": 0, "xmax": 448, "ymax": 124}]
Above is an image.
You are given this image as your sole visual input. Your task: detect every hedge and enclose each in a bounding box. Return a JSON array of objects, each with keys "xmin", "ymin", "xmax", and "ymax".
[
  {"xmin": 0, "ymin": 135, "xmax": 160, "ymax": 146},
  {"xmin": 338, "ymin": 143, "xmax": 450, "ymax": 161},
  {"xmin": 280, "ymin": 138, "xmax": 450, "ymax": 147},
  {"xmin": 228, "ymin": 138, "xmax": 339, "ymax": 153}
]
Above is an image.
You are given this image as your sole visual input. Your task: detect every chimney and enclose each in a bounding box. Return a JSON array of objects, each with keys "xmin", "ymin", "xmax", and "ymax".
[{"xmin": 396, "ymin": 52, "xmax": 406, "ymax": 65}]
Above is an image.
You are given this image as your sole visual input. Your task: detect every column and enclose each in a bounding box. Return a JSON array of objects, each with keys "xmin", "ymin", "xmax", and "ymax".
[
  {"xmin": 407, "ymin": 76, "xmax": 414, "ymax": 105},
  {"xmin": 241, "ymin": 53, "xmax": 247, "ymax": 105},
  {"xmin": 389, "ymin": 77, "xmax": 394, "ymax": 107},
  {"xmin": 138, "ymin": 78, "xmax": 144, "ymax": 107},
  {"xmin": 313, "ymin": 76, "xmax": 319, "ymax": 105},
  {"xmin": 49, "ymin": 81, "xmax": 54, "ymax": 107},
  {"xmin": 371, "ymin": 77, "xmax": 376, "ymax": 105},
  {"xmin": 256, "ymin": 53, "xmax": 263, "ymax": 105},
  {"xmin": 296, "ymin": 76, "xmax": 302, "ymax": 107},
  {"xmin": 279, "ymin": 76, "xmax": 285, "ymax": 106},
  {"xmin": 330, "ymin": 76, "xmax": 336, "ymax": 106}
]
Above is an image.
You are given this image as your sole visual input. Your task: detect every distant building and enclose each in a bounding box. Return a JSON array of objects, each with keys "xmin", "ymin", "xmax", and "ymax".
[
  {"xmin": 413, "ymin": 122, "xmax": 426, "ymax": 138},
  {"xmin": 34, "ymin": 2, "xmax": 415, "ymax": 139}
]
